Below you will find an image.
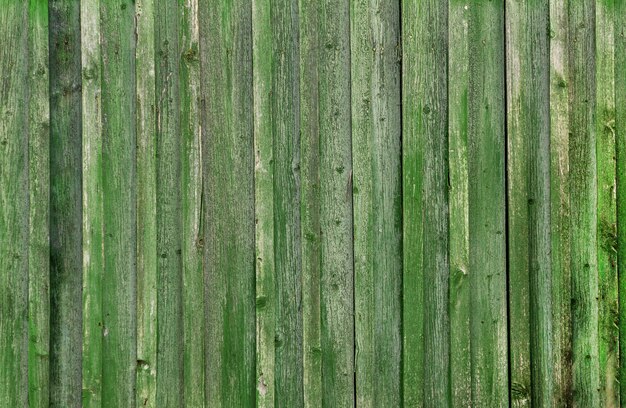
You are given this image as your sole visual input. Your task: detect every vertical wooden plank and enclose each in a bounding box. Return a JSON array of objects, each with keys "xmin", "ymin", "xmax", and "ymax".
[
  {"xmin": 272, "ymin": 0, "xmax": 304, "ymax": 404},
  {"xmin": 0, "ymin": 3, "xmax": 29, "ymax": 406},
  {"xmin": 49, "ymin": 1, "xmax": 83, "ymax": 405},
  {"xmin": 319, "ymin": 0, "xmax": 354, "ymax": 404},
  {"xmin": 401, "ymin": 0, "xmax": 424, "ymax": 403},
  {"xmin": 201, "ymin": 0, "xmax": 256, "ymax": 405},
  {"xmin": 549, "ymin": 0, "xmax": 573, "ymax": 404},
  {"xmin": 595, "ymin": 1, "xmax": 620, "ymax": 406},
  {"xmin": 418, "ymin": 1, "xmax": 450, "ymax": 405},
  {"xmin": 135, "ymin": 0, "xmax": 158, "ymax": 404},
  {"xmin": 351, "ymin": 0, "xmax": 402, "ymax": 405},
  {"xmin": 507, "ymin": 1, "xmax": 554, "ymax": 405},
  {"xmin": 80, "ymin": 0, "xmax": 103, "ymax": 405},
  {"xmin": 448, "ymin": 1, "xmax": 472, "ymax": 406},
  {"xmin": 568, "ymin": 1, "xmax": 600, "ymax": 406},
  {"xmin": 100, "ymin": 1, "xmax": 137, "ymax": 406},
  {"xmin": 616, "ymin": 0, "xmax": 626, "ymax": 403},
  {"xmin": 28, "ymin": 1, "xmax": 50, "ymax": 407},
  {"xmin": 299, "ymin": 0, "xmax": 323, "ymax": 405},
  {"xmin": 252, "ymin": 0, "xmax": 275, "ymax": 403},
  {"xmin": 180, "ymin": 0, "xmax": 205, "ymax": 405},
  {"xmin": 504, "ymin": 0, "xmax": 531, "ymax": 403},
  {"xmin": 467, "ymin": 1, "xmax": 508, "ymax": 406},
  {"xmin": 155, "ymin": 0, "xmax": 184, "ymax": 405}
]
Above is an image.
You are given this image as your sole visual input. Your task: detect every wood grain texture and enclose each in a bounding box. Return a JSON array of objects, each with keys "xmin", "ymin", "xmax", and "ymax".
[
  {"xmin": 0, "ymin": 3, "xmax": 29, "ymax": 406},
  {"xmin": 28, "ymin": 1, "xmax": 50, "ymax": 407},
  {"xmin": 272, "ymin": 0, "xmax": 304, "ymax": 404},
  {"xmin": 505, "ymin": 0, "xmax": 532, "ymax": 403},
  {"xmin": 100, "ymin": 1, "xmax": 137, "ymax": 406},
  {"xmin": 135, "ymin": 0, "xmax": 158, "ymax": 405},
  {"xmin": 448, "ymin": 2, "xmax": 472, "ymax": 406},
  {"xmin": 418, "ymin": 1, "xmax": 449, "ymax": 405},
  {"xmin": 200, "ymin": 0, "xmax": 256, "ymax": 405},
  {"xmin": 253, "ymin": 0, "xmax": 275, "ymax": 403},
  {"xmin": 549, "ymin": 0, "xmax": 574, "ymax": 404},
  {"xmin": 319, "ymin": 0, "xmax": 355, "ymax": 405},
  {"xmin": 595, "ymin": 2, "xmax": 619, "ymax": 406},
  {"xmin": 506, "ymin": 1, "xmax": 553, "ymax": 406},
  {"xmin": 467, "ymin": 1, "xmax": 509, "ymax": 406},
  {"xmin": 448, "ymin": 1, "xmax": 472, "ymax": 406},
  {"xmin": 568, "ymin": 1, "xmax": 600, "ymax": 406},
  {"xmin": 401, "ymin": 0, "xmax": 425, "ymax": 403},
  {"xmin": 180, "ymin": 0, "xmax": 205, "ymax": 406},
  {"xmin": 80, "ymin": 0, "xmax": 103, "ymax": 405},
  {"xmin": 155, "ymin": 0, "xmax": 184, "ymax": 405},
  {"xmin": 49, "ymin": 1, "xmax": 83, "ymax": 405},
  {"xmin": 617, "ymin": 0, "xmax": 626, "ymax": 404},
  {"xmin": 299, "ymin": 0, "xmax": 323, "ymax": 405},
  {"xmin": 351, "ymin": 0, "xmax": 402, "ymax": 405}
]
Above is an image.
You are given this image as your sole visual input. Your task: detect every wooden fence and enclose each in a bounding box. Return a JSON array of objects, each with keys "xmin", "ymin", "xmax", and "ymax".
[{"xmin": 1, "ymin": 0, "xmax": 625, "ymax": 406}]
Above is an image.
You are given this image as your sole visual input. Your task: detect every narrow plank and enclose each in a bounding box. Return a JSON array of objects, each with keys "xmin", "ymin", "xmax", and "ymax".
[
  {"xmin": 252, "ymin": 0, "xmax": 275, "ymax": 403},
  {"xmin": 49, "ymin": 1, "xmax": 83, "ymax": 405},
  {"xmin": 100, "ymin": 1, "xmax": 137, "ymax": 406},
  {"xmin": 616, "ymin": 0, "xmax": 626, "ymax": 403},
  {"xmin": 448, "ymin": 1, "xmax": 472, "ymax": 405},
  {"xmin": 0, "ymin": 3, "xmax": 29, "ymax": 406},
  {"xmin": 201, "ymin": 0, "xmax": 256, "ymax": 405},
  {"xmin": 180, "ymin": 0, "xmax": 205, "ymax": 405},
  {"xmin": 595, "ymin": 1, "xmax": 619, "ymax": 406},
  {"xmin": 299, "ymin": 0, "xmax": 323, "ymax": 405},
  {"xmin": 504, "ymin": 0, "xmax": 531, "ymax": 403},
  {"xmin": 549, "ymin": 0, "xmax": 573, "ymax": 404},
  {"xmin": 28, "ymin": 1, "xmax": 51, "ymax": 406},
  {"xmin": 467, "ymin": 1, "xmax": 509, "ymax": 406},
  {"xmin": 272, "ymin": 0, "xmax": 304, "ymax": 403},
  {"xmin": 568, "ymin": 1, "xmax": 600, "ymax": 406},
  {"xmin": 135, "ymin": 0, "xmax": 158, "ymax": 405},
  {"xmin": 319, "ymin": 0, "xmax": 355, "ymax": 404},
  {"xmin": 418, "ymin": 1, "xmax": 449, "ymax": 405},
  {"xmin": 401, "ymin": 0, "xmax": 424, "ymax": 403},
  {"xmin": 80, "ymin": 0, "xmax": 103, "ymax": 405},
  {"xmin": 155, "ymin": 0, "xmax": 184, "ymax": 405},
  {"xmin": 351, "ymin": 0, "xmax": 402, "ymax": 405},
  {"xmin": 506, "ymin": 1, "xmax": 553, "ymax": 406}
]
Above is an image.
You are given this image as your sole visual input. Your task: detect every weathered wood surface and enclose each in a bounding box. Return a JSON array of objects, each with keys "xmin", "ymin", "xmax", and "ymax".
[{"xmin": 1, "ymin": 2, "xmax": 625, "ymax": 407}]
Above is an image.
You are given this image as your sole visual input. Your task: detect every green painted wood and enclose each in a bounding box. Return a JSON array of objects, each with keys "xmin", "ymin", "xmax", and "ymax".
[
  {"xmin": 351, "ymin": 0, "xmax": 402, "ymax": 405},
  {"xmin": 568, "ymin": 1, "xmax": 601, "ymax": 406},
  {"xmin": 252, "ymin": 0, "xmax": 275, "ymax": 403},
  {"xmin": 467, "ymin": 1, "xmax": 509, "ymax": 406},
  {"xmin": 318, "ymin": 0, "xmax": 354, "ymax": 405},
  {"xmin": 448, "ymin": 1, "xmax": 472, "ymax": 406},
  {"xmin": 505, "ymin": 1, "xmax": 532, "ymax": 404},
  {"xmin": 28, "ymin": 1, "xmax": 50, "ymax": 407},
  {"xmin": 180, "ymin": 1, "xmax": 205, "ymax": 406},
  {"xmin": 549, "ymin": 0, "xmax": 574, "ymax": 405},
  {"xmin": 100, "ymin": 1, "xmax": 137, "ymax": 406},
  {"xmin": 49, "ymin": 1, "xmax": 83, "ymax": 405},
  {"xmin": 0, "ymin": 3, "xmax": 29, "ymax": 406},
  {"xmin": 448, "ymin": 2, "xmax": 472, "ymax": 406},
  {"xmin": 200, "ymin": 0, "xmax": 256, "ymax": 405},
  {"xmin": 596, "ymin": 2, "xmax": 620, "ymax": 406},
  {"xmin": 80, "ymin": 0, "xmax": 103, "ymax": 405},
  {"xmin": 135, "ymin": 0, "xmax": 158, "ymax": 405},
  {"xmin": 155, "ymin": 0, "xmax": 184, "ymax": 405},
  {"xmin": 418, "ymin": 1, "xmax": 449, "ymax": 405},
  {"xmin": 299, "ymin": 0, "xmax": 323, "ymax": 406},
  {"xmin": 272, "ymin": 0, "xmax": 304, "ymax": 405},
  {"xmin": 401, "ymin": 0, "xmax": 424, "ymax": 403},
  {"xmin": 507, "ymin": 1, "xmax": 554, "ymax": 406},
  {"xmin": 617, "ymin": 0, "xmax": 626, "ymax": 404}
]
